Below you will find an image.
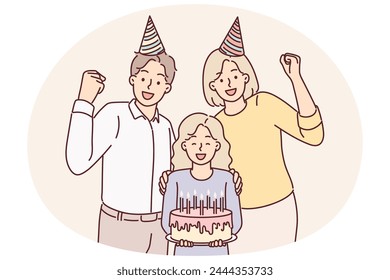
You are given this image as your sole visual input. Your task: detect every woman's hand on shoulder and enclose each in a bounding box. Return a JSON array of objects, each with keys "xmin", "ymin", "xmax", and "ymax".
[{"xmin": 230, "ymin": 169, "xmax": 243, "ymax": 195}]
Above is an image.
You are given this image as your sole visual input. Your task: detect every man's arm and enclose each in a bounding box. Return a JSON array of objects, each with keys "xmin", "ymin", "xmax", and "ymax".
[{"xmin": 65, "ymin": 70, "xmax": 116, "ymax": 175}]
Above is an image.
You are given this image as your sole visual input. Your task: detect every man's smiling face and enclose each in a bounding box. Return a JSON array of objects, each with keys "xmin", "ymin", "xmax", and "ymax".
[{"xmin": 130, "ymin": 60, "xmax": 171, "ymax": 107}]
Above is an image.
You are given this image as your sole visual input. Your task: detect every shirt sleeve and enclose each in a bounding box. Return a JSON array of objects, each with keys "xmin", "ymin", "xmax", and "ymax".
[
  {"xmin": 65, "ymin": 100, "xmax": 118, "ymax": 175},
  {"xmin": 262, "ymin": 93, "xmax": 324, "ymax": 146},
  {"xmin": 225, "ymin": 173, "xmax": 242, "ymax": 235},
  {"xmin": 161, "ymin": 174, "xmax": 178, "ymax": 234}
]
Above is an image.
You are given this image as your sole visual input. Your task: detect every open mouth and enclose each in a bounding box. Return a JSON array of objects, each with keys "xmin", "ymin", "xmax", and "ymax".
[
  {"xmin": 225, "ymin": 88, "xmax": 237, "ymax": 96},
  {"xmin": 196, "ymin": 153, "xmax": 206, "ymax": 160},
  {"xmin": 142, "ymin": 91, "xmax": 155, "ymax": 100}
]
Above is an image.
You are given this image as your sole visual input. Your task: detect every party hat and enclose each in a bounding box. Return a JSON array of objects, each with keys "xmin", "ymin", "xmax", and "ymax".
[
  {"xmin": 139, "ymin": 16, "xmax": 165, "ymax": 55},
  {"xmin": 219, "ymin": 17, "xmax": 244, "ymax": 56}
]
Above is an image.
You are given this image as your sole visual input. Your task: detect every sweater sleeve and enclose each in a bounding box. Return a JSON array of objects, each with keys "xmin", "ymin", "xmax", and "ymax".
[
  {"xmin": 261, "ymin": 93, "xmax": 324, "ymax": 146},
  {"xmin": 161, "ymin": 174, "xmax": 178, "ymax": 234}
]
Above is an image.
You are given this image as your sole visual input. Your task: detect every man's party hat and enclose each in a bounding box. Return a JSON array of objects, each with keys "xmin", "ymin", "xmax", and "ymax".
[
  {"xmin": 139, "ymin": 16, "xmax": 165, "ymax": 55},
  {"xmin": 219, "ymin": 17, "xmax": 245, "ymax": 56}
]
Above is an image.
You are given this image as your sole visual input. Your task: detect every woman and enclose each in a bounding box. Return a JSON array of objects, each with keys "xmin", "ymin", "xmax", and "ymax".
[{"xmin": 202, "ymin": 17, "xmax": 324, "ymax": 253}]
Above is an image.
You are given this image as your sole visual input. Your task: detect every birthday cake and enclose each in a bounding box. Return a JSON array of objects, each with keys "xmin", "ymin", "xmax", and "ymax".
[{"xmin": 169, "ymin": 208, "xmax": 233, "ymax": 243}]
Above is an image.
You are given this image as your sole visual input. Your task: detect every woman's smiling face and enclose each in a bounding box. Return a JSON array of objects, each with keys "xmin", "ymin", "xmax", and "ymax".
[
  {"xmin": 181, "ymin": 125, "xmax": 220, "ymax": 166},
  {"xmin": 209, "ymin": 60, "xmax": 249, "ymax": 103}
]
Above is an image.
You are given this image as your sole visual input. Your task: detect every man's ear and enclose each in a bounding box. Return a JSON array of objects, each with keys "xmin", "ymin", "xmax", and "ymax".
[
  {"xmin": 215, "ymin": 141, "xmax": 221, "ymax": 151},
  {"xmin": 181, "ymin": 141, "xmax": 187, "ymax": 151},
  {"xmin": 129, "ymin": 76, "xmax": 136, "ymax": 86},
  {"xmin": 243, "ymin": 73, "xmax": 250, "ymax": 84},
  {"xmin": 209, "ymin": 81, "xmax": 216, "ymax": 91},
  {"xmin": 165, "ymin": 83, "xmax": 172, "ymax": 94}
]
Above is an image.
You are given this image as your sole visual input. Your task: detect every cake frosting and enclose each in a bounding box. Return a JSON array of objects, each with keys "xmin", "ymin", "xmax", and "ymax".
[{"xmin": 169, "ymin": 208, "xmax": 233, "ymax": 243}]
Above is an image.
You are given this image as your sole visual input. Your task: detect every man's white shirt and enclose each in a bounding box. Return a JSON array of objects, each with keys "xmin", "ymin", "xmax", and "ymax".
[{"xmin": 66, "ymin": 99, "xmax": 175, "ymax": 213}]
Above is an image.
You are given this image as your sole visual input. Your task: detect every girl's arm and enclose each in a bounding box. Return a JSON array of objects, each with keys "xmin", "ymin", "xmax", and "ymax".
[{"xmin": 161, "ymin": 174, "xmax": 178, "ymax": 234}]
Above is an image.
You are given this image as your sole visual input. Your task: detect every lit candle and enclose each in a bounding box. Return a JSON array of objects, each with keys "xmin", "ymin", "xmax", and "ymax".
[
  {"xmin": 180, "ymin": 191, "xmax": 183, "ymax": 212},
  {"xmin": 207, "ymin": 189, "xmax": 210, "ymax": 209},
  {"xmin": 193, "ymin": 190, "xmax": 197, "ymax": 210},
  {"xmin": 200, "ymin": 194, "xmax": 204, "ymax": 216},
  {"xmin": 213, "ymin": 192, "xmax": 217, "ymax": 214},
  {"xmin": 220, "ymin": 190, "xmax": 224, "ymax": 212},
  {"xmin": 186, "ymin": 192, "xmax": 190, "ymax": 214}
]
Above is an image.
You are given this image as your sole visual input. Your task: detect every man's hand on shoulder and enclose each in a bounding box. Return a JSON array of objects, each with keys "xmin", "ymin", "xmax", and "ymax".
[{"xmin": 159, "ymin": 170, "xmax": 172, "ymax": 195}]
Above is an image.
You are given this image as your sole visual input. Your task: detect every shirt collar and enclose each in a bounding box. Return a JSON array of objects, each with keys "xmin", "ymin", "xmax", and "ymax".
[{"xmin": 128, "ymin": 99, "xmax": 160, "ymax": 123}]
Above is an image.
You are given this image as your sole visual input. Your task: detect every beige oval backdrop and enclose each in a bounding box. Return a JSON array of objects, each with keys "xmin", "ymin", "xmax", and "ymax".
[{"xmin": 28, "ymin": 5, "xmax": 361, "ymax": 253}]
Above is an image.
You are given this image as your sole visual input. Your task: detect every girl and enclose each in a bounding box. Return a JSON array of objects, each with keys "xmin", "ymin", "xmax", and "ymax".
[
  {"xmin": 161, "ymin": 113, "xmax": 242, "ymax": 256},
  {"xmin": 202, "ymin": 17, "xmax": 324, "ymax": 252}
]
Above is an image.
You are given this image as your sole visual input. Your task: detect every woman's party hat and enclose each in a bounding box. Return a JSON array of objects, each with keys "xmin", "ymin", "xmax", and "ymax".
[
  {"xmin": 219, "ymin": 17, "xmax": 245, "ymax": 56},
  {"xmin": 139, "ymin": 16, "xmax": 165, "ymax": 55}
]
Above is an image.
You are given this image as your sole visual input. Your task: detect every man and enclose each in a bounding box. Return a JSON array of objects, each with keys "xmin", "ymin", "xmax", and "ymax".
[{"xmin": 66, "ymin": 16, "xmax": 176, "ymax": 254}]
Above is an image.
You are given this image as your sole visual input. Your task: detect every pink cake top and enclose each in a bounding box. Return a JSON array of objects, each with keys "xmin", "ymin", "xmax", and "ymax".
[{"xmin": 170, "ymin": 208, "xmax": 232, "ymax": 235}]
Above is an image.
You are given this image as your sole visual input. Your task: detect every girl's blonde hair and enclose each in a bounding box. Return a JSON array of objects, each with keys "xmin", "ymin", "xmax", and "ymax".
[
  {"xmin": 202, "ymin": 49, "xmax": 259, "ymax": 107},
  {"xmin": 171, "ymin": 113, "xmax": 232, "ymax": 170}
]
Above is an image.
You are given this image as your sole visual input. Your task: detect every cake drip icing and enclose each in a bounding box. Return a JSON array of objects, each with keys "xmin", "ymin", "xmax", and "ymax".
[{"xmin": 170, "ymin": 208, "xmax": 232, "ymax": 235}]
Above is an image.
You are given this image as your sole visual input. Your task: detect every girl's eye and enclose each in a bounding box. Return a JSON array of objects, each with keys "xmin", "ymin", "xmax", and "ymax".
[
  {"xmin": 141, "ymin": 78, "xmax": 145, "ymax": 82},
  {"xmin": 220, "ymin": 79, "xmax": 223, "ymax": 83},
  {"xmin": 192, "ymin": 143, "xmax": 196, "ymax": 146},
  {"xmin": 157, "ymin": 81, "xmax": 161, "ymax": 85},
  {"xmin": 205, "ymin": 143, "xmax": 210, "ymax": 146},
  {"xmin": 234, "ymin": 75, "xmax": 238, "ymax": 79}
]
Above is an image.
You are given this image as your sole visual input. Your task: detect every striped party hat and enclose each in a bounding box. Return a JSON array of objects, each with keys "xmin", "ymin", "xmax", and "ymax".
[
  {"xmin": 139, "ymin": 16, "xmax": 165, "ymax": 55},
  {"xmin": 219, "ymin": 17, "xmax": 244, "ymax": 56}
]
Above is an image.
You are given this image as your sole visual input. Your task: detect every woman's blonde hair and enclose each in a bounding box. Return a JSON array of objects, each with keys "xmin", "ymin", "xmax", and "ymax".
[
  {"xmin": 171, "ymin": 113, "xmax": 232, "ymax": 170},
  {"xmin": 202, "ymin": 49, "xmax": 259, "ymax": 107}
]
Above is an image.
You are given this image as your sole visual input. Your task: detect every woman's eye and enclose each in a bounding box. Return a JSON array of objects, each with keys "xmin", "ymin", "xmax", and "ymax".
[
  {"xmin": 141, "ymin": 78, "xmax": 145, "ymax": 82},
  {"xmin": 192, "ymin": 143, "xmax": 196, "ymax": 146},
  {"xmin": 220, "ymin": 79, "xmax": 223, "ymax": 83},
  {"xmin": 205, "ymin": 143, "xmax": 210, "ymax": 146},
  {"xmin": 234, "ymin": 75, "xmax": 238, "ymax": 79}
]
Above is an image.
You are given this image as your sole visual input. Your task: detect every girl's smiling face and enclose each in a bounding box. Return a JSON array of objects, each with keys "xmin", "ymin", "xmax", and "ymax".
[
  {"xmin": 181, "ymin": 125, "xmax": 221, "ymax": 166},
  {"xmin": 209, "ymin": 60, "xmax": 249, "ymax": 103}
]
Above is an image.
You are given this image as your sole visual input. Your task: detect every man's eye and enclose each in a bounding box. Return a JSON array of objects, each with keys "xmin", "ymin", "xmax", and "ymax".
[
  {"xmin": 220, "ymin": 79, "xmax": 223, "ymax": 83},
  {"xmin": 141, "ymin": 78, "xmax": 145, "ymax": 82},
  {"xmin": 157, "ymin": 81, "xmax": 161, "ymax": 85},
  {"xmin": 234, "ymin": 75, "xmax": 238, "ymax": 79}
]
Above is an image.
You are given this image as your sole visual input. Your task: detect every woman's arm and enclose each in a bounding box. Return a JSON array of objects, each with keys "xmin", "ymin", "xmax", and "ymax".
[
  {"xmin": 225, "ymin": 174, "xmax": 242, "ymax": 235},
  {"xmin": 280, "ymin": 53, "xmax": 316, "ymax": 116}
]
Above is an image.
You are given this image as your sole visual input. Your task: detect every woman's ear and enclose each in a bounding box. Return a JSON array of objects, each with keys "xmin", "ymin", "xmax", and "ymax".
[
  {"xmin": 129, "ymin": 76, "xmax": 136, "ymax": 86},
  {"xmin": 243, "ymin": 73, "xmax": 250, "ymax": 84},
  {"xmin": 215, "ymin": 141, "xmax": 221, "ymax": 151},
  {"xmin": 181, "ymin": 141, "xmax": 187, "ymax": 151},
  {"xmin": 209, "ymin": 81, "xmax": 216, "ymax": 91}
]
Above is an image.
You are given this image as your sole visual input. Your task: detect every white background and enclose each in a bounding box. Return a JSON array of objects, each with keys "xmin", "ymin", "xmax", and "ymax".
[{"xmin": 1, "ymin": 0, "xmax": 389, "ymax": 279}]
